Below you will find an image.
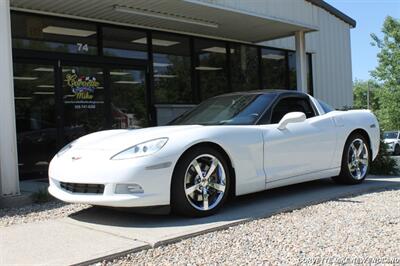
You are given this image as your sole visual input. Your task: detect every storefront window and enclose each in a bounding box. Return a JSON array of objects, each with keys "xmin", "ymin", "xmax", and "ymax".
[
  {"xmin": 13, "ymin": 63, "xmax": 57, "ymax": 179},
  {"xmin": 230, "ymin": 44, "xmax": 260, "ymax": 91},
  {"xmin": 110, "ymin": 69, "xmax": 148, "ymax": 129},
  {"xmin": 102, "ymin": 27, "xmax": 147, "ymax": 59},
  {"xmin": 62, "ymin": 66, "xmax": 105, "ymax": 143},
  {"xmin": 195, "ymin": 39, "xmax": 228, "ymax": 100},
  {"xmin": 152, "ymin": 33, "xmax": 192, "ymax": 103},
  {"xmin": 11, "ymin": 13, "xmax": 97, "ymax": 55},
  {"xmin": 261, "ymin": 48, "xmax": 287, "ymax": 90}
]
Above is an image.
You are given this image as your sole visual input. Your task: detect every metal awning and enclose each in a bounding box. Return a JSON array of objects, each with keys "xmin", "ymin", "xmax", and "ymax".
[{"xmin": 10, "ymin": 0, "xmax": 318, "ymax": 43}]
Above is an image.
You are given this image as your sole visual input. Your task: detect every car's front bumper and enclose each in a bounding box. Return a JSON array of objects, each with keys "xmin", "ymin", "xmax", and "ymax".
[
  {"xmin": 48, "ymin": 180, "xmax": 167, "ymax": 207},
  {"xmin": 48, "ymin": 151, "xmax": 176, "ymax": 208}
]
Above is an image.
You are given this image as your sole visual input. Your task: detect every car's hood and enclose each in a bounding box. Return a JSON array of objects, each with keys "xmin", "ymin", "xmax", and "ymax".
[{"xmin": 73, "ymin": 125, "xmax": 201, "ymax": 152}]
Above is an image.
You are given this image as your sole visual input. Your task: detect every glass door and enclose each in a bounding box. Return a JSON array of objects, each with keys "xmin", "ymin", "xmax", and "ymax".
[
  {"xmin": 13, "ymin": 62, "xmax": 58, "ymax": 179},
  {"xmin": 61, "ymin": 65, "xmax": 106, "ymax": 143},
  {"xmin": 109, "ymin": 68, "xmax": 148, "ymax": 129}
]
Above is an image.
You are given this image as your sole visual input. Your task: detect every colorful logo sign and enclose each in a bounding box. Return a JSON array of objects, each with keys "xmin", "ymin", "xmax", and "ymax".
[{"xmin": 65, "ymin": 73, "xmax": 99, "ymax": 100}]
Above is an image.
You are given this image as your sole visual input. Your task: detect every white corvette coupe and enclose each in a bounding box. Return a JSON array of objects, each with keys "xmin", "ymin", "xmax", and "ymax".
[{"xmin": 49, "ymin": 90, "xmax": 380, "ymax": 217}]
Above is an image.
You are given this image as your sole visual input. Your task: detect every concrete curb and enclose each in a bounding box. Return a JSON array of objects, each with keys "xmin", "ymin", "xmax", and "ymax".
[
  {"xmin": 73, "ymin": 244, "xmax": 152, "ymax": 266},
  {"xmin": 78, "ymin": 177, "xmax": 400, "ymax": 265}
]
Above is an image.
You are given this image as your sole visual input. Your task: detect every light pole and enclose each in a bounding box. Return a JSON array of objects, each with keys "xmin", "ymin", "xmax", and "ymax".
[{"xmin": 367, "ymin": 81, "xmax": 370, "ymax": 110}]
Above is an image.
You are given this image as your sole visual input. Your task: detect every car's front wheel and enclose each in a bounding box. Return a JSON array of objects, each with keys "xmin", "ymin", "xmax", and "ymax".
[
  {"xmin": 171, "ymin": 146, "xmax": 230, "ymax": 217},
  {"xmin": 332, "ymin": 133, "xmax": 370, "ymax": 185}
]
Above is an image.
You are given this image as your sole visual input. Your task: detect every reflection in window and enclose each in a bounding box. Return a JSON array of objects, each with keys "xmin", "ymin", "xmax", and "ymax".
[
  {"xmin": 152, "ymin": 33, "xmax": 192, "ymax": 103},
  {"xmin": 195, "ymin": 39, "xmax": 228, "ymax": 100},
  {"xmin": 110, "ymin": 69, "xmax": 147, "ymax": 129},
  {"xmin": 261, "ymin": 49, "xmax": 287, "ymax": 90},
  {"xmin": 11, "ymin": 13, "xmax": 97, "ymax": 55},
  {"xmin": 102, "ymin": 27, "xmax": 147, "ymax": 59},
  {"xmin": 288, "ymin": 51, "xmax": 297, "ymax": 90},
  {"xmin": 307, "ymin": 54, "xmax": 313, "ymax": 95},
  {"xmin": 230, "ymin": 45, "xmax": 259, "ymax": 91},
  {"xmin": 288, "ymin": 52, "xmax": 313, "ymax": 93},
  {"xmin": 13, "ymin": 63, "xmax": 57, "ymax": 179}
]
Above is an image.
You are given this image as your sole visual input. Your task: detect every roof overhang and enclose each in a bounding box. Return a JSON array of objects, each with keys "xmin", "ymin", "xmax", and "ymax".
[{"xmin": 10, "ymin": 0, "xmax": 318, "ymax": 44}]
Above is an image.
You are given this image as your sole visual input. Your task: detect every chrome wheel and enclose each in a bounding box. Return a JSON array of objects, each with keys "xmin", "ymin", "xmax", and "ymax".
[
  {"xmin": 348, "ymin": 138, "xmax": 369, "ymax": 180},
  {"xmin": 184, "ymin": 154, "xmax": 226, "ymax": 211}
]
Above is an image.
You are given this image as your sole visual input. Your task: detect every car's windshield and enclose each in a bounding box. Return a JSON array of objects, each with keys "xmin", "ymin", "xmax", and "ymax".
[
  {"xmin": 170, "ymin": 93, "xmax": 276, "ymax": 125},
  {"xmin": 384, "ymin": 132, "xmax": 398, "ymax": 139}
]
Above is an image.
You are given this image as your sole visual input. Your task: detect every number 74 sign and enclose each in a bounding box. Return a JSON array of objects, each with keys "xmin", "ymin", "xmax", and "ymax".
[{"xmin": 77, "ymin": 43, "xmax": 89, "ymax": 52}]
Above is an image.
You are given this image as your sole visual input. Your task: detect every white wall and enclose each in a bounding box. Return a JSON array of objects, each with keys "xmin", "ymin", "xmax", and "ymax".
[{"xmin": 263, "ymin": 5, "xmax": 354, "ymax": 108}]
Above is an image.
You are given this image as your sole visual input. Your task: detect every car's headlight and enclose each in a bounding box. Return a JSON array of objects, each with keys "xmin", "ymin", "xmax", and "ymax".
[
  {"xmin": 57, "ymin": 140, "xmax": 77, "ymax": 157},
  {"xmin": 111, "ymin": 138, "xmax": 168, "ymax": 160}
]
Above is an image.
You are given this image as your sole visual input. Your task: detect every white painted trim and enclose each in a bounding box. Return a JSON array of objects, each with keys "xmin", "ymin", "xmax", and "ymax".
[{"xmin": 295, "ymin": 31, "xmax": 308, "ymax": 93}]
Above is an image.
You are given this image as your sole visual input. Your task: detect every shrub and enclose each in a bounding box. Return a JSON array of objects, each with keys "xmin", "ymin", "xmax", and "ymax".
[
  {"xmin": 31, "ymin": 188, "xmax": 53, "ymax": 203},
  {"xmin": 370, "ymin": 138, "xmax": 399, "ymax": 175}
]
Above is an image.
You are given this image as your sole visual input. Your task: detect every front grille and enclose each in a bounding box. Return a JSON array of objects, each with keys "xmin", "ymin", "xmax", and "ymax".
[{"xmin": 60, "ymin": 182, "xmax": 104, "ymax": 194}]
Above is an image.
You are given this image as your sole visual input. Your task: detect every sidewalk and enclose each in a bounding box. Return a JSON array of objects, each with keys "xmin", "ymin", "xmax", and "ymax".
[{"xmin": 1, "ymin": 176, "xmax": 400, "ymax": 266}]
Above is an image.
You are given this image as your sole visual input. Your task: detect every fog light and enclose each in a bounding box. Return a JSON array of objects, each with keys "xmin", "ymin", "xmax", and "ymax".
[{"xmin": 115, "ymin": 184, "xmax": 144, "ymax": 194}]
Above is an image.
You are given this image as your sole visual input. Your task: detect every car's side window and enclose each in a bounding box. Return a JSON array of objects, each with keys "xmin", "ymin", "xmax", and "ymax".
[{"xmin": 270, "ymin": 97, "xmax": 316, "ymax": 124}]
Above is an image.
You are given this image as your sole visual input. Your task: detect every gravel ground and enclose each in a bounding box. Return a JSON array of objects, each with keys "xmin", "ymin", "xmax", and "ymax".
[
  {"xmin": 0, "ymin": 201, "xmax": 89, "ymax": 227},
  {"xmin": 101, "ymin": 189, "xmax": 400, "ymax": 265}
]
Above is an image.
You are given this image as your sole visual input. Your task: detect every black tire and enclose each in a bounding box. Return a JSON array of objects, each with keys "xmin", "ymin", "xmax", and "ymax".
[
  {"xmin": 171, "ymin": 146, "xmax": 231, "ymax": 217},
  {"xmin": 332, "ymin": 133, "xmax": 370, "ymax": 185},
  {"xmin": 394, "ymin": 145, "xmax": 400, "ymax": 156}
]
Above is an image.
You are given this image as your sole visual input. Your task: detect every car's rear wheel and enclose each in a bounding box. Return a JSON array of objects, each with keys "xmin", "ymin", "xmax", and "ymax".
[
  {"xmin": 171, "ymin": 146, "xmax": 230, "ymax": 217},
  {"xmin": 332, "ymin": 133, "xmax": 370, "ymax": 185}
]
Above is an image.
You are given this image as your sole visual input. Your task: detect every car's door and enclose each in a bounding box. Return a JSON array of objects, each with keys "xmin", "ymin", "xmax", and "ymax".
[{"xmin": 261, "ymin": 95, "xmax": 337, "ymax": 184}]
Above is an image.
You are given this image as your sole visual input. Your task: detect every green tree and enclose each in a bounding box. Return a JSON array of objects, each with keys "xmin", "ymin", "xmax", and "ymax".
[
  {"xmin": 370, "ymin": 16, "xmax": 400, "ymax": 130},
  {"xmin": 365, "ymin": 16, "xmax": 399, "ymax": 175},
  {"xmin": 375, "ymin": 87, "xmax": 400, "ymax": 130},
  {"xmin": 371, "ymin": 16, "xmax": 400, "ymax": 88},
  {"xmin": 353, "ymin": 79, "xmax": 380, "ymax": 111}
]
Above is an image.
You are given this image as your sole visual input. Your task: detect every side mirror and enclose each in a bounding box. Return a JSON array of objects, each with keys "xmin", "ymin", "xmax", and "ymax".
[{"xmin": 277, "ymin": 112, "xmax": 306, "ymax": 130}]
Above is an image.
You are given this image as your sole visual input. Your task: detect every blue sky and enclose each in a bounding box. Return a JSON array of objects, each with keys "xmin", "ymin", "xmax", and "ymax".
[{"xmin": 325, "ymin": 0, "xmax": 400, "ymax": 81}]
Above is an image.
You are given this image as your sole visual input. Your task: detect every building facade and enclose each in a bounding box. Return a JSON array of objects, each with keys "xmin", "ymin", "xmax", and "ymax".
[{"xmin": 0, "ymin": 0, "xmax": 355, "ymax": 197}]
